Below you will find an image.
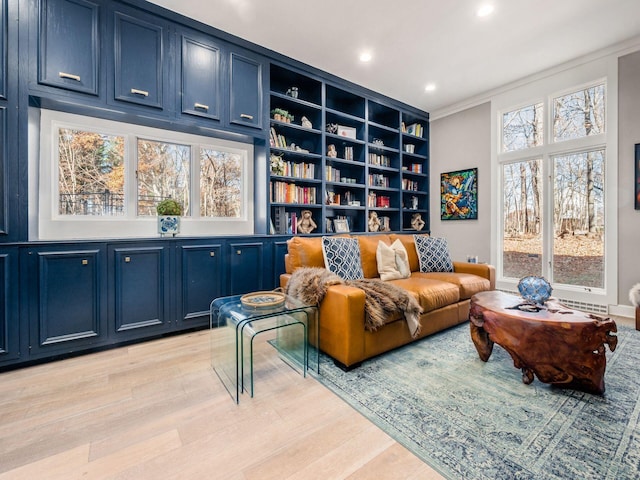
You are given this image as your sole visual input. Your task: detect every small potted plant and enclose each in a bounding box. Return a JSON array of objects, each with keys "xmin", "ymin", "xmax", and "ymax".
[
  {"xmin": 271, "ymin": 108, "xmax": 288, "ymax": 122},
  {"xmin": 157, "ymin": 198, "xmax": 183, "ymax": 237}
]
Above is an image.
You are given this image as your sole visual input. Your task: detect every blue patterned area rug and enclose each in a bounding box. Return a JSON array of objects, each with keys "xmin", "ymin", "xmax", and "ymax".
[{"xmin": 316, "ymin": 323, "xmax": 640, "ymax": 479}]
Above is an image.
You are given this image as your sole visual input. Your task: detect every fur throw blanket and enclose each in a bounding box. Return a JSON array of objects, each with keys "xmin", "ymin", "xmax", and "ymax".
[{"xmin": 285, "ymin": 267, "xmax": 422, "ymax": 338}]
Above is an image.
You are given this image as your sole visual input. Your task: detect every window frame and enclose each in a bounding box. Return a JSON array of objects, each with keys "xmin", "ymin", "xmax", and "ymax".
[
  {"xmin": 492, "ymin": 58, "xmax": 618, "ymax": 308},
  {"xmin": 32, "ymin": 109, "xmax": 254, "ymax": 240}
]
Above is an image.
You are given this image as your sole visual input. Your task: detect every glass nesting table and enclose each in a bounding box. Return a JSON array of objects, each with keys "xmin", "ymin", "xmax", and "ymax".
[{"xmin": 210, "ymin": 293, "xmax": 318, "ymax": 403}]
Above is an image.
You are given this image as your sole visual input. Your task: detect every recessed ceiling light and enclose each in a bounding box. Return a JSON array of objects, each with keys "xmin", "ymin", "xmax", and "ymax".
[
  {"xmin": 477, "ymin": 4, "xmax": 494, "ymax": 17},
  {"xmin": 359, "ymin": 52, "xmax": 372, "ymax": 62},
  {"xmin": 425, "ymin": 83, "xmax": 436, "ymax": 92}
]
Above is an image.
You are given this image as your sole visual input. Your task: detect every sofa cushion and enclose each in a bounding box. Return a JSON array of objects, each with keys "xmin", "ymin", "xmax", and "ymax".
[
  {"xmin": 414, "ymin": 236, "xmax": 453, "ymax": 272},
  {"xmin": 357, "ymin": 234, "xmax": 392, "ymax": 278},
  {"xmin": 389, "ymin": 233, "xmax": 424, "ymax": 272},
  {"xmin": 376, "ymin": 240, "xmax": 411, "ymax": 281},
  {"xmin": 413, "ymin": 272, "xmax": 490, "ymax": 300},
  {"xmin": 388, "ymin": 277, "xmax": 460, "ymax": 313},
  {"xmin": 321, "ymin": 236, "xmax": 364, "ymax": 280},
  {"xmin": 287, "ymin": 236, "xmax": 325, "ymax": 271}
]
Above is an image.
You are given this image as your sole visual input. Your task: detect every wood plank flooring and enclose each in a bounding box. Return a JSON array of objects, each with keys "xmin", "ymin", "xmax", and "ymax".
[
  {"xmin": 0, "ymin": 329, "xmax": 441, "ymax": 480},
  {"xmin": 3, "ymin": 315, "xmax": 630, "ymax": 479}
]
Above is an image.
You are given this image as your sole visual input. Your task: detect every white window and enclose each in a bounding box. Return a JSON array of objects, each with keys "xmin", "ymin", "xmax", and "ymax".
[
  {"xmin": 32, "ymin": 110, "xmax": 254, "ymax": 240},
  {"xmin": 495, "ymin": 65, "xmax": 616, "ymax": 308}
]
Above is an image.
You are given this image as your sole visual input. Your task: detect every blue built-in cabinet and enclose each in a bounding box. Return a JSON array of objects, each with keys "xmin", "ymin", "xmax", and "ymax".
[
  {"xmin": 38, "ymin": 0, "xmax": 100, "ymax": 96},
  {"xmin": 0, "ymin": 0, "xmax": 429, "ymax": 369}
]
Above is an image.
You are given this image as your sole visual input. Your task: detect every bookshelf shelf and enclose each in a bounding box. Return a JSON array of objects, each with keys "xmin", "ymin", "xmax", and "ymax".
[{"xmin": 269, "ymin": 64, "xmax": 429, "ymax": 235}]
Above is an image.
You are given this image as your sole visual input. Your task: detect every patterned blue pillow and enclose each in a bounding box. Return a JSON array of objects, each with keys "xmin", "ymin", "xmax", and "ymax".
[
  {"xmin": 414, "ymin": 235, "xmax": 453, "ymax": 273},
  {"xmin": 321, "ymin": 236, "xmax": 364, "ymax": 280}
]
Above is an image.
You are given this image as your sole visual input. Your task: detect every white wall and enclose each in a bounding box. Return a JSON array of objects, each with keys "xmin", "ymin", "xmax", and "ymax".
[
  {"xmin": 430, "ymin": 102, "xmax": 492, "ymax": 263},
  {"xmin": 617, "ymin": 50, "xmax": 640, "ymax": 308}
]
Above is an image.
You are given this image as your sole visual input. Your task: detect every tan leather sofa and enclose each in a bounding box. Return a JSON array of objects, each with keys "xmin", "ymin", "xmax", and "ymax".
[{"xmin": 280, "ymin": 234, "xmax": 495, "ymax": 369}]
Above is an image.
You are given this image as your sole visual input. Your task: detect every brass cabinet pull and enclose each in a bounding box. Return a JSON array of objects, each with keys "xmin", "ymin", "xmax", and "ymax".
[
  {"xmin": 59, "ymin": 72, "xmax": 81, "ymax": 81},
  {"xmin": 82, "ymin": 259, "xmax": 88, "ymax": 265},
  {"xmin": 240, "ymin": 113, "xmax": 254, "ymax": 120},
  {"xmin": 210, "ymin": 251, "xmax": 215, "ymax": 257},
  {"xmin": 130, "ymin": 88, "xmax": 149, "ymax": 97},
  {"xmin": 194, "ymin": 102, "xmax": 209, "ymax": 111},
  {"xmin": 124, "ymin": 256, "xmax": 131, "ymax": 263},
  {"xmin": 236, "ymin": 250, "xmax": 241, "ymax": 255}
]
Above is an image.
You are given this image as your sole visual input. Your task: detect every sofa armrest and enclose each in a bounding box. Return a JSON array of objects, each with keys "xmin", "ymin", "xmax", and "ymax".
[
  {"xmin": 319, "ymin": 285, "xmax": 366, "ymax": 367},
  {"xmin": 453, "ymin": 262, "xmax": 496, "ymax": 290}
]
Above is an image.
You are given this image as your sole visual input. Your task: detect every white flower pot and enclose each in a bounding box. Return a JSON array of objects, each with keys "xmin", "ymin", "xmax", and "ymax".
[{"xmin": 158, "ymin": 216, "xmax": 180, "ymax": 236}]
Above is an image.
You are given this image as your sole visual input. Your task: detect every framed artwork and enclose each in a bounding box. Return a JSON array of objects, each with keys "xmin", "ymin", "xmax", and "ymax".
[
  {"xmin": 441, "ymin": 168, "xmax": 478, "ymax": 220},
  {"xmin": 333, "ymin": 218, "xmax": 350, "ymax": 233},
  {"xmin": 636, "ymin": 144, "xmax": 640, "ymax": 210}
]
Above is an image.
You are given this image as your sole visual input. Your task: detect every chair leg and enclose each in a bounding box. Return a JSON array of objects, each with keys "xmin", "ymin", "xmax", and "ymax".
[{"xmin": 636, "ymin": 306, "xmax": 640, "ymax": 331}]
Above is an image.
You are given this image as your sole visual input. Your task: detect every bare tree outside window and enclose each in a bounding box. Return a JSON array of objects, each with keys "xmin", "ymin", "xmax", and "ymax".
[
  {"xmin": 200, "ymin": 148, "xmax": 243, "ymax": 218},
  {"xmin": 502, "ymin": 159, "xmax": 543, "ymax": 278},
  {"xmin": 553, "ymin": 150, "xmax": 605, "ymax": 288},
  {"xmin": 58, "ymin": 128, "xmax": 125, "ymax": 215},
  {"xmin": 553, "ymin": 84, "xmax": 605, "ymax": 142},
  {"xmin": 501, "ymin": 83, "xmax": 606, "ymax": 288},
  {"xmin": 137, "ymin": 139, "xmax": 190, "ymax": 216},
  {"xmin": 502, "ymin": 103, "xmax": 543, "ymax": 152}
]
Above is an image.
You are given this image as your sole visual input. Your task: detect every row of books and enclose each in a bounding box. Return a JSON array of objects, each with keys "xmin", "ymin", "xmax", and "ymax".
[
  {"xmin": 276, "ymin": 161, "xmax": 316, "ymax": 179},
  {"xmin": 368, "ymin": 153, "xmax": 390, "ymax": 167},
  {"xmin": 270, "ymin": 181, "xmax": 317, "ymax": 204},
  {"xmin": 272, "ymin": 207, "xmax": 307, "ymax": 235},
  {"xmin": 367, "ymin": 192, "xmax": 391, "ymax": 208},
  {"xmin": 325, "ymin": 165, "xmax": 341, "ymax": 183},
  {"xmin": 402, "ymin": 178, "xmax": 420, "ymax": 191},
  {"xmin": 409, "ymin": 163, "xmax": 423, "ymax": 173},
  {"xmin": 368, "ymin": 173, "xmax": 390, "ymax": 188},
  {"xmin": 403, "ymin": 122, "xmax": 424, "ymax": 138}
]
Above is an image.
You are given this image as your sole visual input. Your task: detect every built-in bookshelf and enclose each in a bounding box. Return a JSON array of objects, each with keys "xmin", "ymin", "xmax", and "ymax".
[{"xmin": 268, "ymin": 64, "xmax": 429, "ymax": 235}]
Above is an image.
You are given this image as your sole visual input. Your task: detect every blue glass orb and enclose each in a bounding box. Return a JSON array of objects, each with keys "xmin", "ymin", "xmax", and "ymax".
[{"xmin": 517, "ymin": 276, "xmax": 552, "ymax": 305}]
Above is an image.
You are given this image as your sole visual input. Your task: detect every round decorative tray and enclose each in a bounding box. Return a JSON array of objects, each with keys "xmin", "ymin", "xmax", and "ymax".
[{"xmin": 240, "ymin": 291, "xmax": 286, "ymax": 310}]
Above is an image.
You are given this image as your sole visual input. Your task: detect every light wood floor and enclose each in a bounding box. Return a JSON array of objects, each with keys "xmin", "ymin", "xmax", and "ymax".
[{"xmin": 0, "ymin": 329, "xmax": 443, "ymax": 480}]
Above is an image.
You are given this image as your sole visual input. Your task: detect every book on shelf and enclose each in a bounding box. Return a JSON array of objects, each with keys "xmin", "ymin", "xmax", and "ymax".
[{"xmin": 406, "ymin": 123, "xmax": 423, "ymax": 138}]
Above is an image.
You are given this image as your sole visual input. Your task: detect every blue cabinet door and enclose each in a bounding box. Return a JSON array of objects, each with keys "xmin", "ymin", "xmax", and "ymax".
[
  {"xmin": 228, "ymin": 241, "xmax": 264, "ymax": 295},
  {"xmin": 229, "ymin": 50, "xmax": 264, "ymax": 130},
  {"xmin": 177, "ymin": 243, "xmax": 223, "ymax": 327},
  {"xmin": 111, "ymin": 245, "xmax": 171, "ymax": 337},
  {"xmin": 0, "ymin": 0, "xmax": 6, "ymax": 100},
  {"xmin": 112, "ymin": 10, "xmax": 166, "ymax": 109},
  {"xmin": 0, "ymin": 248, "xmax": 18, "ymax": 364},
  {"xmin": 38, "ymin": 0, "xmax": 100, "ymax": 95},
  {"xmin": 27, "ymin": 247, "xmax": 107, "ymax": 356},
  {"xmin": 180, "ymin": 33, "xmax": 222, "ymax": 122},
  {"xmin": 0, "ymin": 106, "xmax": 5, "ymax": 234}
]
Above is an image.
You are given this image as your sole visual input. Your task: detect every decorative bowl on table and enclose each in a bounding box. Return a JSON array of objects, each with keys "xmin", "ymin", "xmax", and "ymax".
[
  {"xmin": 240, "ymin": 291, "xmax": 286, "ymax": 311},
  {"xmin": 517, "ymin": 276, "xmax": 553, "ymax": 305}
]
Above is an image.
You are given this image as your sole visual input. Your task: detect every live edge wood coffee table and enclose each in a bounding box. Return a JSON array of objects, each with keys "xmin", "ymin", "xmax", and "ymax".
[{"xmin": 469, "ymin": 291, "xmax": 618, "ymax": 394}]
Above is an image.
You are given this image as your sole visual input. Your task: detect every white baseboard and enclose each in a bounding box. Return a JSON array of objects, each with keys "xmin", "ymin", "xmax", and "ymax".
[{"xmin": 609, "ymin": 304, "xmax": 635, "ymax": 318}]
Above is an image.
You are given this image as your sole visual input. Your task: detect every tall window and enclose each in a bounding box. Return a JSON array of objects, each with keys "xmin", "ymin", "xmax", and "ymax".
[
  {"xmin": 36, "ymin": 110, "xmax": 254, "ymax": 240},
  {"xmin": 499, "ymin": 83, "xmax": 607, "ymax": 294}
]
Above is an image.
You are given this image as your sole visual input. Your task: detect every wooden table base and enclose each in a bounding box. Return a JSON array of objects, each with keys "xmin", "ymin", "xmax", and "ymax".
[{"xmin": 470, "ymin": 291, "xmax": 618, "ymax": 395}]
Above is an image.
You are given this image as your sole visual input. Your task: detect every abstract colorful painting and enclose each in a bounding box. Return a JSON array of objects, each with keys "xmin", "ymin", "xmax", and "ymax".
[{"xmin": 440, "ymin": 168, "xmax": 478, "ymax": 220}]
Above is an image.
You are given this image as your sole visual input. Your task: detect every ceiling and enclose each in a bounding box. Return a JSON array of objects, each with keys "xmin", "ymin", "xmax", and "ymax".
[{"xmin": 147, "ymin": 0, "xmax": 640, "ymax": 117}]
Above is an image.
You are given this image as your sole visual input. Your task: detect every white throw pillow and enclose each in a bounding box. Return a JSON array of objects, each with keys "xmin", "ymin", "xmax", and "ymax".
[{"xmin": 376, "ymin": 239, "xmax": 411, "ymax": 281}]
